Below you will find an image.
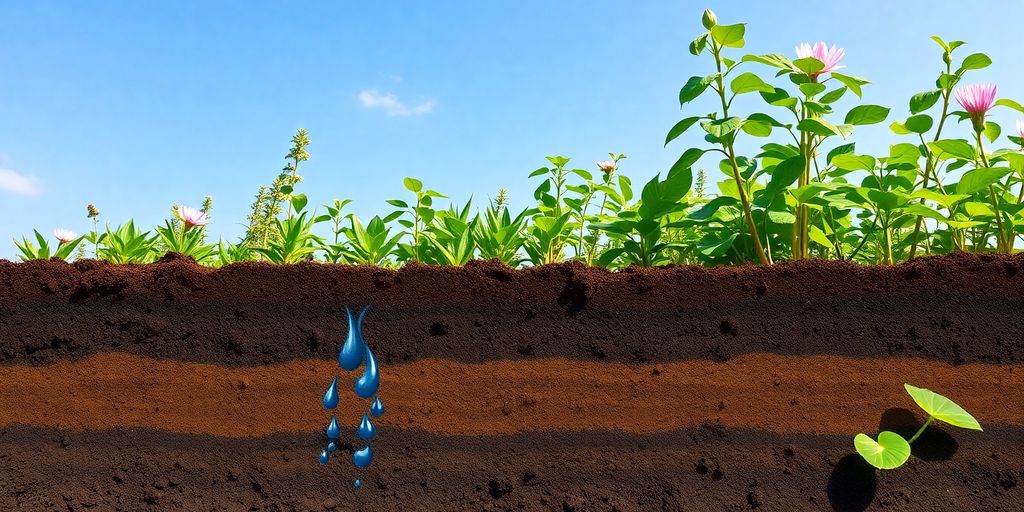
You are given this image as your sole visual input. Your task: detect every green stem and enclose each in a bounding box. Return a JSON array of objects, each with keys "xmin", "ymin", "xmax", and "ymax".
[
  {"xmin": 976, "ymin": 131, "xmax": 1008, "ymax": 253},
  {"xmin": 907, "ymin": 416, "xmax": 934, "ymax": 444}
]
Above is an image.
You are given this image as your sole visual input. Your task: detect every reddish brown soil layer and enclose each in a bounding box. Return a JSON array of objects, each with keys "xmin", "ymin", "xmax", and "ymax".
[
  {"xmin": 1, "ymin": 424, "xmax": 1020, "ymax": 511},
  {"xmin": 1, "ymin": 253, "xmax": 1023, "ymax": 366},
  {"xmin": 1, "ymin": 353, "xmax": 1020, "ymax": 437}
]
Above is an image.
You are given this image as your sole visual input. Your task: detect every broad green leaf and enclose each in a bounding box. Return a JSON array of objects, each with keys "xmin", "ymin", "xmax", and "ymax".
[
  {"xmin": 910, "ymin": 90, "xmax": 942, "ymax": 114},
  {"xmin": 832, "ymin": 153, "xmax": 876, "ymax": 172},
  {"xmin": 983, "ymin": 121, "xmax": 1000, "ymax": 143},
  {"xmin": 904, "ymin": 384, "xmax": 982, "ymax": 431},
  {"xmin": 819, "ymin": 87, "xmax": 847, "ymax": 104},
  {"xmin": 957, "ymin": 167, "xmax": 1010, "ymax": 194},
  {"xmin": 928, "ymin": 139, "xmax": 976, "ymax": 161},
  {"xmin": 670, "ymin": 148, "xmax": 706, "ymax": 174},
  {"xmin": 710, "ymin": 23, "xmax": 745, "ymax": 48},
  {"xmin": 403, "ymin": 177, "xmax": 423, "ymax": 192},
  {"xmin": 689, "ymin": 33, "xmax": 709, "ymax": 56},
  {"xmin": 799, "ymin": 82, "xmax": 827, "ymax": 97},
  {"xmin": 741, "ymin": 53, "xmax": 796, "ymax": 71},
  {"xmin": 730, "ymin": 72, "xmax": 774, "ymax": 95},
  {"xmin": 831, "ymin": 73, "xmax": 869, "ymax": 97},
  {"xmin": 702, "ymin": 117, "xmax": 744, "ymax": 138},
  {"xmin": 995, "ymin": 98, "xmax": 1024, "ymax": 114},
  {"xmin": 854, "ymin": 431, "xmax": 911, "ymax": 470},
  {"xmin": 793, "ymin": 57, "xmax": 824, "ymax": 76},
  {"xmin": 665, "ymin": 117, "xmax": 702, "ymax": 146},
  {"xmin": 679, "ymin": 74, "xmax": 718, "ymax": 105},
  {"xmin": 845, "ymin": 105, "xmax": 890, "ymax": 126},
  {"xmin": 798, "ymin": 118, "xmax": 848, "ymax": 138},
  {"xmin": 904, "ymin": 114, "xmax": 934, "ymax": 134},
  {"xmin": 764, "ymin": 155, "xmax": 805, "ymax": 197},
  {"xmin": 958, "ymin": 53, "xmax": 992, "ymax": 72}
]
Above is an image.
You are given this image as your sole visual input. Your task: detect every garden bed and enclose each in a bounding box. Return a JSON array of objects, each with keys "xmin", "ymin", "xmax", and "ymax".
[{"xmin": 1, "ymin": 253, "xmax": 1022, "ymax": 510}]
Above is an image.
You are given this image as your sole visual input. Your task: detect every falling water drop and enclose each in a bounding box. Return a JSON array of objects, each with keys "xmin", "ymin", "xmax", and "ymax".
[
  {"xmin": 326, "ymin": 415, "xmax": 341, "ymax": 440},
  {"xmin": 354, "ymin": 479, "xmax": 362, "ymax": 489},
  {"xmin": 338, "ymin": 306, "xmax": 369, "ymax": 371},
  {"xmin": 353, "ymin": 346, "xmax": 379, "ymax": 398},
  {"xmin": 370, "ymin": 396, "xmax": 385, "ymax": 417},
  {"xmin": 352, "ymin": 445, "xmax": 374, "ymax": 469},
  {"xmin": 358, "ymin": 414, "xmax": 376, "ymax": 441},
  {"xmin": 323, "ymin": 376, "xmax": 339, "ymax": 410},
  {"xmin": 327, "ymin": 442, "xmax": 337, "ymax": 454},
  {"xmin": 318, "ymin": 450, "xmax": 329, "ymax": 464}
]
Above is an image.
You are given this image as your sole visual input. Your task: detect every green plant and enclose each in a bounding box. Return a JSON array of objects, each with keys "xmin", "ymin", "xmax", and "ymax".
[
  {"xmin": 390, "ymin": 177, "xmax": 446, "ymax": 263},
  {"xmin": 216, "ymin": 239, "xmax": 252, "ymax": 266},
  {"xmin": 474, "ymin": 190, "xmax": 532, "ymax": 266},
  {"xmin": 14, "ymin": 230, "xmax": 84, "ymax": 261},
  {"xmin": 343, "ymin": 215, "xmax": 402, "ymax": 266},
  {"xmin": 253, "ymin": 195, "xmax": 323, "ymax": 264},
  {"xmin": 855, "ymin": 384, "xmax": 982, "ymax": 470},
  {"xmin": 315, "ymin": 199, "xmax": 355, "ymax": 263},
  {"xmin": 99, "ymin": 221, "xmax": 158, "ymax": 264},
  {"xmin": 245, "ymin": 129, "xmax": 311, "ymax": 252}
]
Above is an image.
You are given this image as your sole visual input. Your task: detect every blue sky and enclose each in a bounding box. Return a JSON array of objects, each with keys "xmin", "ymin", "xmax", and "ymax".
[{"xmin": 1, "ymin": 1, "xmax": 1022, "ymax": 259}]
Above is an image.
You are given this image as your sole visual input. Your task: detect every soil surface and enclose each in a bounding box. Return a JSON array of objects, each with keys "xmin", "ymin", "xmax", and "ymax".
[
  {"xmin": 1, "ymin": 253, "xmax": 1023, "ymax": 366},
  {"xmin": 1, "ymin": 254, "xmax": 1023, "ymax": 511}
]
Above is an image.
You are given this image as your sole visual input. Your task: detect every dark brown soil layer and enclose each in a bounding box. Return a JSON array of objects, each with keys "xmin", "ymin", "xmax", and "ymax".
[
  {"xmin": 2, "ymin": 253, "xmax": 1023, "ymax": 366},
  {"xmin": 2, "ymin": 353, "xmax": 1020, "ymax": 437},
  {"xmin": 1, "ymin": 424, "xmax": 1020, "ymax": 512}
]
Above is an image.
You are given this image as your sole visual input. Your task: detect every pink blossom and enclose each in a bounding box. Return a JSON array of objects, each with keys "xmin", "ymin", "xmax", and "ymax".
[
  {"xmin": 795, "ymin": 42, "xmax": 845, "ymax": 78},
  {"xmin": 597, "ymin": 160, "xmax": 617, "ymax": 174},
  {"xmin": 1016, "ymin": 119, "xmax": 1024, "ymax": 141},
  {"xmin": 954, "ymin": 84, "xmax": 997, "ymax": 131},
  {"xmin": 53, "ymin": 229, "xmax": 77, "ymax": 244},
  {"xmin": 176, "ymin": 206, "xmax": 208, "ymax": 229}
]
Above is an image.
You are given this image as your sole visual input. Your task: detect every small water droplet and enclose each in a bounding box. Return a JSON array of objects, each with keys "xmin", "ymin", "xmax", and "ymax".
[
  {"xmin": 319, "ymin": 450, "xmax": 329, "ymax": 464},
  {"xmin": 338, "ymin": 306, "xmax": 368, "ymax": 371},
  {"xmin": 326, "ymin": 415, "xmax": 340, "ymax": 440},
  {"xmin": 327, "ymin": 442, "xmax": 337, "ymax": 454},
  {"xmin": 354, "ymin": 346, "xmax": 379, "ymax": 398},
  {"xmin": 323, "ymin": 376, "xmax": 339, "ymax": 410},
  {"xmin": 354, "ymin": 479, "xmax": 362, "ymax": 489},
  {"xmin": 352, "ymin": 445, "xmax": 373, "ymax": 469},
  {"xmin": 358, "ymin": 414, "xmax": 376, "ymax": 440},
  {"xmin": 370, "ymin": 396, "xmax": 385, "ymax": 417}
]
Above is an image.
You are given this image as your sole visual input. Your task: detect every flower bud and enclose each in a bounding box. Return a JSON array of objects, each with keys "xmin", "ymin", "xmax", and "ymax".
[{"xmin": 702, "ymin": 9, "xmax": 717, "ymax": 29}]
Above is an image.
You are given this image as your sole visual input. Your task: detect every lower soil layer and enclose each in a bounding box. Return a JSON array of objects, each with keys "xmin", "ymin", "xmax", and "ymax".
[{"xmin": 1, "ymin": 425, "xmax": 1020, "ymax": 512}]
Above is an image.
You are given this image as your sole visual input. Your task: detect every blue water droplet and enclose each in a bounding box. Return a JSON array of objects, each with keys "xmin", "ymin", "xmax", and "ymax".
[
  {"xmin": 352, "ymin": 445, "xmax": 373, "ymax": 469},
  {"xmin": 338, "ymin": 306, "xmax": 368, "ymax": 371},
  {"xmin": 358, "ymin": 414, "xmax": 376, "ymax": 441},
  {"xmin": 327, "ymin": 442, "xmax": 337, "ymax": 454},
  {"xmin": 370, "ymin": 396, "xmax": 385, "ymax": 417},
  {"xmin": 323, "ymin": 376, "xmax": 339, "ymax": 410},
  {"xmin": 354, "ymin": 479, "xmax": 362, "ymax": 489},
  {"xmin": 326, "ymin": 415, "xmax": 341, "ymax": 440},
  {"xmin": 353, "ymin": 346, "xmax": 379, "ymax": 398},
  {"xmin": 319, "ymin": 450, "xmax": 329, "ymax": 464}
]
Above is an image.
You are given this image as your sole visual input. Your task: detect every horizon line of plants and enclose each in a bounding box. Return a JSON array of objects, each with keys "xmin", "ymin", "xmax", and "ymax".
[{"xmin": 13, "ymin": 9, "xmax": 1024, "ymax": 268}]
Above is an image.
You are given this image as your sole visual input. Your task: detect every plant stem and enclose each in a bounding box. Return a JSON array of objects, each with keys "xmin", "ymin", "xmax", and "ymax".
[
  {"xmin": 976, "ymin": 131, "xmax": 1009, "ymax": 254},
  {"xmin": 907, "ymin": 416, "xmax": 934, "ymax": 444},
  {"xmin": 908, "ymin": 62, "xmax": 952, "ymax": 259}
]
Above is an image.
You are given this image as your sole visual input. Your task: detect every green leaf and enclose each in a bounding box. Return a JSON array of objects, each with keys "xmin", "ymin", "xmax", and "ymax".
[
  {"xmin": 910, "ymin": 90, "xmax": 943, "ymax": 114},
  {"xmin": 983, "ymin": 121, "xmax": 1001, "ymax": 143},
  {"xmin": 831, "ymin": 73, "xmax": 869, "ymax": 98},
  {"xmin": 957, "ymin": 167, "xmax": 1010, "ymax": 194},
  {"xmin": 730, "ymin": 72, "xmax": 774, "ymax": 95},
  {"xmin": 798, "ymin": 118, "xmax": 846, "ymax": 138},
  {"xmin": 741, "ymin": 53, "xmax": 796, "ymax": 72},
  {"xmin": 290, "ymin": 193, "xmax": 308, "ymax": 214},
  {"xmin": 665, "ymin": 117, "xmax": 702, "ymax": 146},
  {"xmin": 845, "ymin": 105, "xmax": 890, "ymax": 126},
  {"xmin": 904, "ymin": 114, "xmax": 934, "ymax": 134},
  {"xmin": 819, "ymin": 87, "xmax": 847, "ymax": 104},
  {"xmin": 904, "ymin": 384, "xmax": 982, "ymax": 431},
  {"xmin": 958, "ymin": 53, "xmax": 992, "ymax": 72},
  {"xmin": 995, "ymin": 98, "xmax": 1024, "ymax": 114},
  {"xmin": 689, "ymin": 33, "xmax": 709, "ymax": 56},
  {"xmin": 799, "ymin": 82, "xmax": 827, "ymax": 97},
  {"xmin": 928, "ymin": 139, "xmax": 976, "ymax": 161},
  {"xmin": 710, "ymin": 23, "xmax": 745, "ymax": 48},
  {"xmin": 679, "ymin": 74, "xmax": 718, "ymax": 105},
  {"xmin": 671, "ymin": 148, "xmax": 706, "ymax": 173},
  {"xmin": 403, "ymin": 177, "xmax": 423, "ymax": 193},
  {"xmin": 764, "ymin": 155, "xmax": 805, "ymax": 198},
  {"xmin": 702, "ymin": 117, "xmax": 743, "ymax": 139},
  {"xmin": 792, "ymin": 57, "xmax": 824, "ymax": 76},
  {"xmin": 832, "ymin": 154, "xmax": 876, "ymax": 172},
  {"xmin": 854, "ymin": 432, "xmax": 911, "ymax": 470}
]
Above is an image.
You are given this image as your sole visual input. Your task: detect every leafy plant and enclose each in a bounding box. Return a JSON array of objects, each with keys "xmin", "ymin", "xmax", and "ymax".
[
  {"xmin": 390, "ymin": 177, "xmax": 447, "ymax": 263},
  {"xmin": 315, "ymin": 199, "xmax": 355, "ymax": 263},
  {"xmin": 474, "ymin": 190, "xmax": 532, "ymax": 266},
  {"xmin": 855, "ymin": 384, "xmax": 982, "ymax": 470},
  {"xmin": 253, "ymin": 195, "xmax": 323, "ymax": 264},
  {"xmin": 343, "ymin": 215, "xmax": 403, "ymax": 266},
  {"xmin": 99, "ymin": 221, "xmax": 158, "ymax": 264},
  {"xmin": 14, "ymin": 230, "xmax": 84, "ymax": 261}
]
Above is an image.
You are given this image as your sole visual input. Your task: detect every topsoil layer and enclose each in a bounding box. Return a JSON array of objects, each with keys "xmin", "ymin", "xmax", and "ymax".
[{"xmin": 2, "ymin": 252, "xmax": 1023, "ymax": 366}]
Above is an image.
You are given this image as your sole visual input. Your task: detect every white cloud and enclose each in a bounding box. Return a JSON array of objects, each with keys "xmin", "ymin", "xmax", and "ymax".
[
  {"xmin": 0, "ymin": 169, "xmax": 41, "ymax": 196},
  {"xmin": 357, "ymin": 89, "xmax": 436, "ymax": 117}
]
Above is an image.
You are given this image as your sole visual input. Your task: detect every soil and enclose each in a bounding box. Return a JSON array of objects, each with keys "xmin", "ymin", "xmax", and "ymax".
[{"xmin": 1, "ymin": 253, "xmax": 1023, "ymax": 510}]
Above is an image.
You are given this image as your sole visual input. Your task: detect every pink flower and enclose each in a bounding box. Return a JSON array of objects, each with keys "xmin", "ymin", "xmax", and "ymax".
[
  {"xmin": 954, "ymin": 84, "xmax": 997, "ymax": 132},
  {"xmin": 53, "ymin": 229, "xmax": 77, "ymax": 244},
  {"xmin": 597, "ymin": 160, "xmax": 617, "ymax": 174},
  {"xmin": 176, "ymin": 206, "xmax": 208, "ymax": 229},
  {"xmin": 795, "ymin": 42, "xmax": 845, "ymax": 79},
  {"xmin": 1016, "ymin": 119, "xmax": 1024, "ymax": 141}
]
